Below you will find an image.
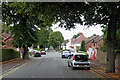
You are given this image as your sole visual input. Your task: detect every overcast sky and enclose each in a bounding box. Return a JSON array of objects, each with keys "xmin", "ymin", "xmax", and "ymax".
[{"xmin": 52, "ymin": 23, "xmax": 104, "ymax": 40}]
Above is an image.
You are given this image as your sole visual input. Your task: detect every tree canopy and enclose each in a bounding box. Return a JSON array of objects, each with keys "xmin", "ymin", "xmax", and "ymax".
[
  {"xmin": 35, "ymin": 27, "xmax": 53, "ymax": 48},
  {"xmin": 72, "ymin": 33, "xmax": 80, "ymax": 39},
  {"xmin": 48, "ymin": 31, "xmax": 64, "ymax": 49}
]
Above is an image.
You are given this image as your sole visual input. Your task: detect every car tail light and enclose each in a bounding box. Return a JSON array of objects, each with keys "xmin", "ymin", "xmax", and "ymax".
[
  {"xmin": 87, "ymin": 56, "xmax": 89, "ymax": 60},
  {"xmin": 73, "ymin": 56, "xmax": 75, "ymax": 60}
]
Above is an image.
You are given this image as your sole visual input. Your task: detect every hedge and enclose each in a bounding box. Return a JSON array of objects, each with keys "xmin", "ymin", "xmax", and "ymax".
[
  {"xmin": 0, "ymin": 49, "xmax": 20, "ymax": 62},
  {"xmin": 33, "ymin": 48, "xmax": 42, "ymax": 51}
]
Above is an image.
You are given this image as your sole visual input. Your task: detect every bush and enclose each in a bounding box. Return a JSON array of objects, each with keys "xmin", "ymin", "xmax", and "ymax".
[
  {"xmin": 33, "ymin": 48, "xmax": 42, "ymax": 51},
  {"xmin": 80, "ymin": 40, "xmax": 86, "ymax": 51},
  {"xmin": 0, "ymin": 49, "xmax": 20, "ymax": 62},
  {"xmin": 29, "ymin": 52, "xmax": 32, "ymax": 56},
  {"xmin": 2, "ymin": 42, "xmax": 6, "ymax": 45}
]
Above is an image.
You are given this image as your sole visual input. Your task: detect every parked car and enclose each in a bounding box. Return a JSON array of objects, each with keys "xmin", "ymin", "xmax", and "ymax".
[
  {"xmin": 67, "ymin": 53, "xmax": 90, "ymax": 70},
  {"xmin": 45, "ymin": 48, "xmax": 48, "ymax": 52},
  {"xmin": 41, "ymin": 51, "xmax": 46, "ymax": 55},
  {"xmin": 34, "ymin": 51, "xmax": 41, "ymax": 57},
  {"xmin": 61, "ymin": 51, "xmax": 71, "ymax": 58}
]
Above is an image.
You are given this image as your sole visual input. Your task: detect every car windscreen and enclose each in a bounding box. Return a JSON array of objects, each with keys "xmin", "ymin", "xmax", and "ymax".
[{"xmin": 75, "ymin": 55, "xmax": 88, "ymax": 61}]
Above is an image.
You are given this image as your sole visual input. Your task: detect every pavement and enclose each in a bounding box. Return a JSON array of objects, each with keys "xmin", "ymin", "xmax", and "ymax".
[
  {"xmin": 90, "ymin": 60, "xmax": 120, "ymax": 79},
  {"xmin": 1, "ymin": 50, "xmax": 119, "ymax": 80}
]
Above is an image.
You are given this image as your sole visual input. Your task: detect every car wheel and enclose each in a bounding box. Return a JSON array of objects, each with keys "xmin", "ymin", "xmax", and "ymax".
[
  {"xmin": 71, "ymin": 64, "xmax": 75, "ymax": 70},
  {"xmin": 68, "ymin": 62, "xmax": 70, "ymax": 67},
  {"xmin": 87, "ymin": 67, "xmax": 90, "ymax": 70}
]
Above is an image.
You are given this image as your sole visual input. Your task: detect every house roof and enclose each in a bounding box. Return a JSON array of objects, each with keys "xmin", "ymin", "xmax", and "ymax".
[
  {"xmin": 85, "ymin": 36, "xmax": 98, "ymax": 43},
  {"xmin": 71, "ymin": 33, "xmax": 88, "ymax": 44},
  {"xmin": 1, "ymin": 33, "xmax": 11, "ymax": 38},
  {"xmin": 94, "ymin": 35, "xmax": 104, "ymax": 43},
  {"xmin": 1, "ymin": 33, "xmax": 12, "ymax": 42},
  {"xmin": 85, "ymin": 35, "xmax": 104, "ymax": 44}
]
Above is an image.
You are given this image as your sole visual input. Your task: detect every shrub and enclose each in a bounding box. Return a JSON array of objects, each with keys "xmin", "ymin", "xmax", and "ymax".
[
  {"xmin": 80, "ymin": 40, "xmax": 86, "ymax": 51},
  {"xmin": 33, "ymin": 48, "xmax": 42, "ymax": 51},
  {"xmin": 2, "ymin": 42, "xmax": 6, "ymax": 45},
  {"xmin": 29, "ymin": 52, "xmax": 32, "ymax": 56},
  {"xmin": 0, "ymin": 49, "xmax": 20, "ymax": 61}
]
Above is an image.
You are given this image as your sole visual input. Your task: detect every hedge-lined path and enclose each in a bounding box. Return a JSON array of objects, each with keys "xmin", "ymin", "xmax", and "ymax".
[{"xmin": 2, "ymin": 58, "xmax": 29, "ymax": 74}]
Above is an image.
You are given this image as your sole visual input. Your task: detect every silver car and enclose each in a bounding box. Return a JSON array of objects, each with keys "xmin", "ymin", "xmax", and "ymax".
[
  {"xmin": 67, "ymin": 53, "xmax": 90, "ymax": 70},
  {"xmin": 61, "ymin": 51, "xmax": 71, "ymax": 58}
]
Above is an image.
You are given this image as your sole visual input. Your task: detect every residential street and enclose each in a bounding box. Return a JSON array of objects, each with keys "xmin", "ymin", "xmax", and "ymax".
[{"xmin": 2, "ymin": 50, "xmax": 99, "ymax": 79}]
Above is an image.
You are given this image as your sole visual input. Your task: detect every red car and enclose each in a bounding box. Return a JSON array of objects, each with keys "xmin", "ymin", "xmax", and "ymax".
[{"xmin": 41, "ymin": 51, "xmax": 46, "ymax": 55}]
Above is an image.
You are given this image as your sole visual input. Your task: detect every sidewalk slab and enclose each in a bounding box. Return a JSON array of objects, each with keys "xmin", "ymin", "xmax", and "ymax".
[
  {"xmin": 90, "ymin": 60, "xmax": 120, "ymax": 79},
  {"xmin": 2, "ymin": 58, "xmax": 28, "ymax": 74}
]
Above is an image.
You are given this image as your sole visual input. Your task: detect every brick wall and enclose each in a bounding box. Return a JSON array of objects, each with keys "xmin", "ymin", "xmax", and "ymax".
[{"xmin": 85, "ymin": 42, "xmax": 92, "ymax": 50}]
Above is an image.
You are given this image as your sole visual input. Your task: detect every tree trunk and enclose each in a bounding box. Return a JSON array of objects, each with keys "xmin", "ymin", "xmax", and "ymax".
[
  {"xmin": 106, "ymin": 16, "xmax": 117, "ymax": 73},
  {"xmin": 23, "ymin": 46, "xmax": 29, "ymax": 60},
  {"xmin": 117, "ymin": 54, "xmax": 120, "ymax": 77}
]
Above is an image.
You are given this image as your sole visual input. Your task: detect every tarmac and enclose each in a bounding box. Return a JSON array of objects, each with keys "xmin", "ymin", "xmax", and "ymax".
[{"xmin": 1, "ymin": 57, "xmax": 120, "ymax": 80}]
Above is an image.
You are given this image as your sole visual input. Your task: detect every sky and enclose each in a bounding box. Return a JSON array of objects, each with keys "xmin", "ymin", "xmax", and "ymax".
[{"xmin": 52, "ymin": 23, "xmax": 104, "ymax": 40}]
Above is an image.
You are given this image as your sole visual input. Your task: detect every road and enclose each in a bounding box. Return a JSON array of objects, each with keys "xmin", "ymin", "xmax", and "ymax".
[{"xmin": 2, "ymin": 50, "xmax": 100, "ymax": 79}]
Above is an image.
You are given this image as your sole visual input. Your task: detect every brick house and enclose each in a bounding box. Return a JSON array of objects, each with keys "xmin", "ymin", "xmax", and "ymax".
[
  {"xmin": 85, "ymin": 35, "xmax": 104, "ymax": 60},
  {"xmin": 1, "ymin": 31, "xmax": 16, "ymax": 50},
  {"xmin": 85, "ymin": 36, "xmax": 98, "ymax": 51},
  {"xmin": 71, "ymin": 33, "xmax": 88, "ymax": 52},
  {"xmin": 85, "ymin": 35, "xmax": 104, "ymax": 51}
]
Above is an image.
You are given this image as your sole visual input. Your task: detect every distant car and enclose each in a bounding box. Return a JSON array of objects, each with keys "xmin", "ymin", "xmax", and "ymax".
[
  {"xmin": 67, "ymin": 53, "xmax": 90, "ymax": 70},
  {"xmin": 45, "ymin": 48, "xmax": 48, "ymax": 52},
  {"xmin": 34, "ymin": 51, "xmax": 41, "ymax": 57},
  {"xmin": 41, "ymin": 51, "xmax": 46, "ymax": 55},
  {"xmin": 62, "ymin": 51, "xmax": 71, "ymax": 58}
]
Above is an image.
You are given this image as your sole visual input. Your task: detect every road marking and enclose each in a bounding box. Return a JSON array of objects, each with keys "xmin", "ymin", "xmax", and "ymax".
[{"xmin": 0, "ymin": 63, "xmax": 27, "ymax": 79}]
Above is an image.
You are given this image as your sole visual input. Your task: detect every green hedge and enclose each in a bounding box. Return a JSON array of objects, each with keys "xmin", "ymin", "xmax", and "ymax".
[
  {"xmin": 0, "ymin": 49, "xmax": 20, "ymax": 62},
  {"xmin": 33, "ymin": 48, "xmax": 42, "ymax": 51},
  {"xmin": 29, "ymin": 52, "xmax": 32, "ymax": 56}
]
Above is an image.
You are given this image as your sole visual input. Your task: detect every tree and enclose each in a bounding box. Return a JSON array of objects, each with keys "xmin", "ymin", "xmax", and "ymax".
[
  {"xmin": 48, "ymin": 31, "xmax": 64, "ymax": 49},
  {"xmin": 101, "ymin": 26, "xmax": 120, "ymax": 73},
  {"xmin": 2, "ymin": 2, "xmax": 120, "ymax": 73},
  {"xmin": 2, "ymin": 2, "xmax": 55, "ymax": 59},
  {"xmin": 88, "ymin": 34, "xmax": 98, "ymax": 39},
  {"xmin": 54, "ymin": 2, "xmax": 120, "ymax": 73},
  {"xmin": 72, "ymin": 33, "xmax": 80, "ymax": 39},
  {"xmin": 36, "ymin": 27, "xmax": 53, "ymax": 48},
  {"xmin": 80, "ymin": 40, "xmax": 86, "ymax": 52}
]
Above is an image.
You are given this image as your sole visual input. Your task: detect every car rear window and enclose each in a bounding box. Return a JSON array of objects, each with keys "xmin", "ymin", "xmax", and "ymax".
[
  {"xmin": 35, "ymin": 52, "xmax": 40, "ymax": 54},
  {"xmin": 75, "ymin": 55, "xmax": 88, "ymax": 61}
]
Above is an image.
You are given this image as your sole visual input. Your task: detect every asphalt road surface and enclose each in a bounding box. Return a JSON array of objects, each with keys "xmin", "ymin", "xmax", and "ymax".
[{"xmin": 2, "ymin": 50, "xmax": 100, "ymax": 78}]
